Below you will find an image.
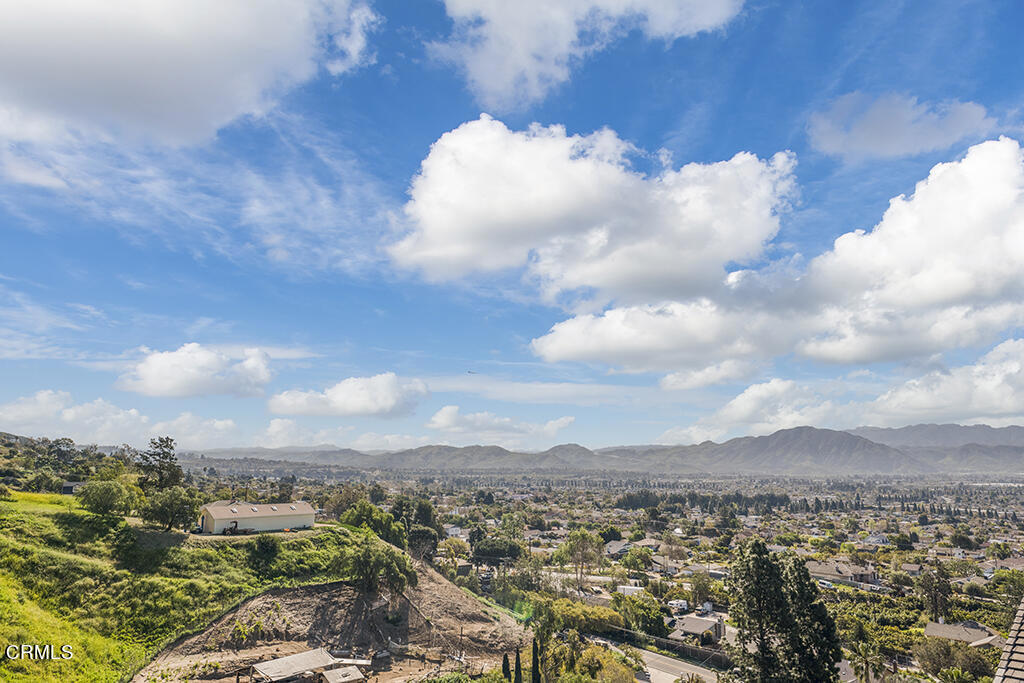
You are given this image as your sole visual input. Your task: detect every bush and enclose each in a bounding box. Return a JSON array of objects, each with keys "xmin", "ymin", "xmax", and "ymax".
[{"xmin": 78, "ymin": 480, "xmax": 135, "ymax": 517}]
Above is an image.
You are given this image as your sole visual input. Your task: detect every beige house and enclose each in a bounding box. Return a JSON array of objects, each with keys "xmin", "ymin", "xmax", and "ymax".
[{"xmin": 199, "ymin": 500, "xmax": 315, "ymax": 534}]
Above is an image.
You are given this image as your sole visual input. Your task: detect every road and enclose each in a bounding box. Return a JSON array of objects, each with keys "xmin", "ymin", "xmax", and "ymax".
[{"xmin": 636, "ymin": 647, "xmax": 719, "ymax": 683}]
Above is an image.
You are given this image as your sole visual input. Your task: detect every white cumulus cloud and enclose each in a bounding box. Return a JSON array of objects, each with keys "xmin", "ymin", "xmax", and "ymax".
[
  {"xmin": 268, "ymin": 372, "xmax": 428, "ymax": 417},
  {"xmin": 661, "ymin": 338, "xmax": 1024, "ymax": 442},
  {"xmin": 426, "ymin": 405, "xmax": 574, "ymax": 445},
  {"xmin": 260, "ymin": 418, "xmax": 353, "ymax": 448},
  {"xmin": 431, "ymin": 0, "xmax": 743, "ymax": 110},
  {"xmin": 392, "ymin": 115, "xmax": 795, "ymax": 308},
  {"xmin": 117, "ymin": 343, "xmax": 272, "ymax": 397},
  {"xmin": 659, "ymin": 379, "xmax": 838, "ymax": 443},
  {"xmin": 0, "ymin": 389, "xmax": 236, "ymax": 448},
  {"xmin": 0, "ymin": 0, "xmax": 381, "ymax": 145},
  {"xmin": 869, "ymin": 339, "xmax": 1024, "ymax": 425},
  {"xmin": 809, "ymin": 92, "xmax": 994, "ymax": 161},
  {"xmin": 660, "ymin": 360, "xmax": 754, "ymax": 390},
  {"xmin": 348, "ymin": 432, "xmax": 433, "ymax": 451},
  {"xmin": 532, "ymin": 136, "xmax": 1024, "ymax": 375}
]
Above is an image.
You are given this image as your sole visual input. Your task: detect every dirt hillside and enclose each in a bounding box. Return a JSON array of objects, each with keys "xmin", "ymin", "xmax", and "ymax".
[{"xmin": 135, "ymin": 562, "xmax": 527, "ymax": 681}]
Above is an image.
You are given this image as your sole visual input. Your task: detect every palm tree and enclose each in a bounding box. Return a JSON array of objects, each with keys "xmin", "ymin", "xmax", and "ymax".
[
  {"xmin": 848, "ymin": 641, "xmax": 885, "ymax": 683},
  {"xmin": 936, "ymin": 668, "xmax": 972, "ymax": 683},
  {"xmin": 675, "ymin": 675, "xmax": 704, "ymax": 683}
]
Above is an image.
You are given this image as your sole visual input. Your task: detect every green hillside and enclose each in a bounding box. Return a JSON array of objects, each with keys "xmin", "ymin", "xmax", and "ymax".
[{"xmin": 0, "ymin": 491, "xmax": 389, "ymax": 682}]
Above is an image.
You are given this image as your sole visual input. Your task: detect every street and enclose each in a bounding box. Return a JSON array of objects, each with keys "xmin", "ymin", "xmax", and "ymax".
[{"xmin": 636, "ymin": 647, "xmax": 720, "ymax": 683}]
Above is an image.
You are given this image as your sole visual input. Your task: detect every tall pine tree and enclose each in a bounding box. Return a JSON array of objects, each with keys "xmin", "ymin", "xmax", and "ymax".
[
  {"xmin": 780, "ymin": 554, "xmax": 842, "ymax": 682},
  {"xmin": 727, "ymin": 538, "xmax": 841, "ymax": 682}
]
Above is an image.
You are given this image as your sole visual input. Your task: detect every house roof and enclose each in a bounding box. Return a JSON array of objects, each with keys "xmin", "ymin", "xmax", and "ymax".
[
  {"xmin": 995, "ymin": 598, "xmax": 1024, "ymax": 681},
  {"xmin": 252, "ymin": 648, "xmax": 338, "ymax": 681},
  {"xmin": 321, "ymin": 666, "xmax": 365, "ymax": 683},
  {"xmin": 924, "ymin": 620, "xmax": 999, "ymax": 644},
  {"xmin": 604, "ymin": 540, "xmax": 631, "ymax": 554},
  {"xmin": 805, "ymin": 560, "xmax": 872, "ymax": 578},
  {"xmin": 670, "ymin": 615, "xmax": 722, "ymax": 640},
  {"xmin": 201, "ymin": 500, "xmax": 315, "ymax": 520}
]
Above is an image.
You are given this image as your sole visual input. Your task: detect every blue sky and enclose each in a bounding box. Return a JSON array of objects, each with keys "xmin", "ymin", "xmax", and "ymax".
[{"xmin": 3, "ymin": 0, "xmax": 1024, "ymax": 451}]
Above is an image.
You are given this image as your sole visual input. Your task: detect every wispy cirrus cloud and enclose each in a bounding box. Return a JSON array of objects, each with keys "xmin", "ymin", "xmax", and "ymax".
[{"xmin": 809, "ymin": 92, "xmax": 994, "ymax": 161}]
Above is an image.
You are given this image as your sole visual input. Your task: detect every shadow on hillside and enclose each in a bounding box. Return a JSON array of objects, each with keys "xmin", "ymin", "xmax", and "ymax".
[
  {"xmin": 52, "ymin": 510, "xmax": 123, "ymax": 545},
  {"xmin": 112, "ymin": 525, "xmax": 188, "ymax": 572}
]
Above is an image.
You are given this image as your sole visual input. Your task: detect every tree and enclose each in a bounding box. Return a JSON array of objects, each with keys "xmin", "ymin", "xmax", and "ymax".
[
  {"xmin": 137, "ymin": 436, "xmax": 183, "ymax": 490},
  {"xmin": 611, "ymin": 591, "xmax": 668, "ymax": 637},
  {"xmin": 621, "ymin": 546, "xmax": 653, "ymax": 573},
  {"xmin": 727, "ymin": 539, "xmax": 841, "ymax": 682},
  {"xmin": 502, "ymin": 653, "xmax": 511, "ymax": 680},
  {"xmin": 553, "ymin": 528, "xmax": 602, "ymax": 590},
  {"xmin": 916, "ymin": 568, "xmax": 952, "ymax": 622},
  {"xmin": 531, "ymin": 639, "xmax": 540, "ymax": 683},
  {"xmin": 937, "ymin": 668, "xmax": 972, "ymax": 683},
  {"xmin": 141, "ymin": 486, "xmax": 202, "ymax": 531},
  {"xmin": 779, "ymin": 554, "xmax": 842, "ymax": 682},
  {"xmin": 514, "ymin": 649, "xmax": 522, "ymax": 683},
  {"xmin": 333, "ymin": 534, "xmax": 417, "ymax": 595},
  {"xmin": 848, "ymin": 642, "xmax": 885, "ymax": 683},
  {"xmin": 728, "ymin": 540, "xmax": 791, "ymax": 681},
  {"xmin": 368, "ymin": 482, "xmax": 387, "ymax": 504},
  {"xmin": 339, "ymin": 499, "xmax": 407, "ymax": 548},
  {"xmin": 46, "ymin": 437, "xmax": 80, "ymax": 469},
  {"xmin": 472, "ymin": 536, "xmax": 522, "ymax": 566},
  {"xmin": 689, "ymin": 571, "xmax": 713, "ymax": 606},
  {"xmin": 78, "ymin": 480, "xmax": 135, "ymax": 517},
  {"xmin": 407, "ymin": 523, "xmax": 439, "ymax": 559},
  {"xmin": 437, "ymin": 537, "xmax": 470, "ymax": 572}
]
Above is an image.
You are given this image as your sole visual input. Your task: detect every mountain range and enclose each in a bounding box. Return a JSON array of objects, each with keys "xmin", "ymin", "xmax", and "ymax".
[{"xmin": 187, "ymin": 424, "xmax": 1024, "ymax": 475}]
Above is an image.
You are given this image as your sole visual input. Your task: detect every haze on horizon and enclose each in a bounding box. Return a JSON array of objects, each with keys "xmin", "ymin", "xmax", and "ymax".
[{"xmin": 3, "ymin": 1, "xmax": 1024, "ymax": 453}]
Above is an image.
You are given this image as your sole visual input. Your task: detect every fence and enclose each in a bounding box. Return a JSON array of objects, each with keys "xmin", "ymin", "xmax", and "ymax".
[{"xmin": 604, "ymin": 625, "xmax": 733, "ymax": 670}]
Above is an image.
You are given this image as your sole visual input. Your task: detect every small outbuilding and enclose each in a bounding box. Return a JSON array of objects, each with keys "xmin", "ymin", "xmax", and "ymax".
[
  {"xmin": 198, "ymin": 499, "xmax": 315, "ymax": 534},
  {"xmin": 319, "ymin": 666, "xmax": 365, "ymax": 682},
  {"xmin": 250, "ymin": 648, "xmax": 341, "ymax": 682}
]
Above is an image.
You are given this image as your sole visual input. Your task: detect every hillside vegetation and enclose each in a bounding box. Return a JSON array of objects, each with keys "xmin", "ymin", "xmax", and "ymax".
[{"xmin": 0, "ymin": 436, "xmax": 415, "ymax": 679}]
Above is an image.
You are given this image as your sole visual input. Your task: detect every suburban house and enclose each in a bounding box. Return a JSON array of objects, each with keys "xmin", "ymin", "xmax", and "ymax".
[
  {"xmin": 805, "ymin": 559, "xmax": 876, "ymax": 585},
  {"xmin": 61, "ymin": 481, "xmax": 86, "ymax": 495},
  {"xmin": 900, "ymin": 563, "xmax": 923, "ymax": 576},
  {"xmin": 925, "ymin": 620, "xmax": 1005, "ymax": 649},
  {"xmin": 604, "ymin": 540, "xmax": 632, "ymax": 559},
  {"xmin": 198, "ymin": 500, "xmax": 315, "ymax": 534},
  {"xmin": 670, "ymin": 614, "xmax": 726, "ymax": 644}
]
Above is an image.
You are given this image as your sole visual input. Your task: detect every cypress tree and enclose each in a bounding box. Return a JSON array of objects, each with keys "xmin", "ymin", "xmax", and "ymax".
[
  {"xmin": 531, "ymin": 638, "xmax": 541, "ymax": 683},
  {"xmin": 513, "ymin": 649, "xmax": 522, "ymax": 683},
  {"xmin": 502, "ymin": 653, "xmax": 511, "ymax": 681}
]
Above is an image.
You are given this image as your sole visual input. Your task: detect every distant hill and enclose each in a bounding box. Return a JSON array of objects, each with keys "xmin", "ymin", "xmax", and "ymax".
[
  {"xmin": 847, "ymin": 423, "xmax": 1024, "ymax": 448},
  {"xmin": 678, "ymin": 426, "xmax": 926, "ymax": 475},
  {"xmin": 185, "ymin": 426, "xmax": 926, "ymax": 475},
  {"xmin": 14, "ymin": 422, "xmax": 1024, "ymax": 476}
]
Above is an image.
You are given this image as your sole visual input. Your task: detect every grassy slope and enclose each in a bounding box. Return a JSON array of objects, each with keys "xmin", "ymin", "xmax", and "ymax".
[{"xmin": 0, "ymin": 492, "xmax": 357, "ymax": 682}]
